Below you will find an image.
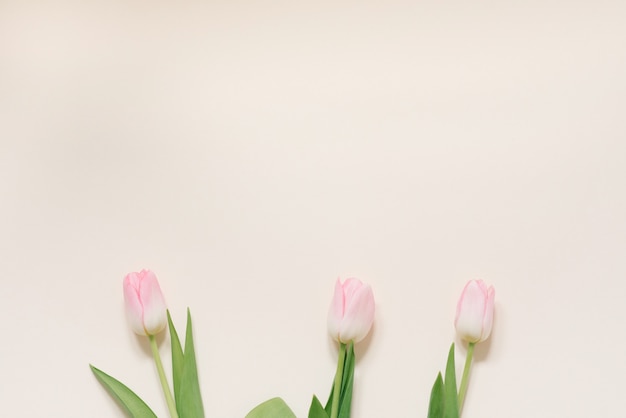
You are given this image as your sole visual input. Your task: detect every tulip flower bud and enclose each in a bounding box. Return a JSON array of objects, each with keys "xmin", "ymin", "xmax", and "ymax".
[
  {"xmin": 327, "ymin": 278, "xmax": 375, "ymax": 344},
  {"xmin": 454, "ymin": 279, "xmax": 495, "ymax": 343},
  {"xmin": 123, "ymin": 269, "xmax": 167, "ymax": 336}
]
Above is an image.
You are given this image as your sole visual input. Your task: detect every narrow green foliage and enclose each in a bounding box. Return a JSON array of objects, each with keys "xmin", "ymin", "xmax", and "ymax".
[
  {"xmin": 308, "ymin": 395, "xmax": 330, "ymax": 418},
  {"xmin": 427, "ymin": 373, "xmax": 445, "ymax": 418},
  {"xmin": 427, "ymin": 344, "xmax": 460, "ymax": 418},
  {"xmin": 246, "ymin": 397, "xmax": 298, "ymax": 418},
  {"xmin": 324, "ymin": 382, "xmax": 334, "ymax": 415},
  {"xmin": 178, "ymin": 308, "xmax": 205, "ymax": 418},
  {"xmin": 443, "ymin": 344, "xmax": 459, "ymax": 418},
  {"xmin": 338, "ymin": 343, "xmax": 355, "ymax": 418},
  {"xmin": 90, "ymin": 365, "xmax": 157, "ymax": 418},
  {"xmin": 167, "ymin": 310, "xmax": 185, "ymax": 414},
  {"xmin": 323, "ymin": 342, "xmax": 356, "ymax": 418}
]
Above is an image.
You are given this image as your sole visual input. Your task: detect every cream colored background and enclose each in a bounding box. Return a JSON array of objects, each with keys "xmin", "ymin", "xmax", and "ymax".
[{"xmin": 1, "ymin": 1, "xmax": 625, "ymax": 417}]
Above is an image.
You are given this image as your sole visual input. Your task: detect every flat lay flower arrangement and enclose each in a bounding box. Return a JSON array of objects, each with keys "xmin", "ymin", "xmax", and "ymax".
[{"xmin": 90, "ymin": 271, "xmax": 495, "ymax": 418}]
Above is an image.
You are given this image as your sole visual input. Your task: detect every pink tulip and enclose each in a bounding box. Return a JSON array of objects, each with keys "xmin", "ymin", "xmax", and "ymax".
[
  {"xmin": 454, "ymin": 280, "xmax": 495, "ymax": 343},
  {"xmin": 328, "ymin": 278, "xmax": 375, "ymax": 344},
  {"xmin": 123, "ymin": 269, "xmax": 167, "ymax": 336}
]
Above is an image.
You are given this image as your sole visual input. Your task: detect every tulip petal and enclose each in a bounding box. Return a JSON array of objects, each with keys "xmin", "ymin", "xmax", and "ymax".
[
  {"xmin": 327, "ymin": 279, "xmax": 345, "ymax": 341},
  {"xmin": 455, "ymin": 280, "xmax": 495, "ymax": 343},
  {"xmin": 138, "ymin": 270, "xmax": 167, "ymax": 335},
  {"xmin": 481, "ymin": 285, "xmax": 495, "ymax": 341},
  {"xmin": 455, "ymin": 280, "xmax": 487, "ymax": 343},
  {"xmin": 341, "ymin": 278, "xmax": 364, "ymax": 303},
  {"xmin": 123, "ymin": 270, "xmax": 167, "ymax": 336},
  {"xmin": 123, "ymin": 273, "xmax": 146, "ymax": 336},
  {"xmin": 338, "ymin": 282, "xmax": 375, "ymax": 343}
]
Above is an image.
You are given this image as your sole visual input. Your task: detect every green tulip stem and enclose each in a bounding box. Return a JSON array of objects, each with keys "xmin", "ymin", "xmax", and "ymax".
[
  {"xmin": 457, "ymin": 341, "xmax": 475, "ymax": 414},
  {"xmin": 330, "ymin": 342, "xmax": 347, "ymax": 418},
  {"xmin": 149, "ymin": 334, "xmax": 179, "ymax": 418}
]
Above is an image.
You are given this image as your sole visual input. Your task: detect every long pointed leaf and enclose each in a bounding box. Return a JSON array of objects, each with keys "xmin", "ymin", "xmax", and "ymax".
[
  {"xmin": 338, "ymin": 343, "xmax": 355, "ymax": 418},
  {"xmin": 90, "ymin": 365, "xmax": 157, "ymax": 418},
  {"xmin": 324, "ymin": 382, "xmax": 334, "ymax": 415},
  {"xmin": 308, "ymin": 395, "xmax": 330, "ymax": 418},
  {"xmin": 246, "ymin": 397, "xmax": 297, "ymax": 418},
  {"xmin": 324, "ymin": 346, "xmax": 345, "ymax": 414},
  {"xmin": 178, "ymin": 308, "xmax": 205, "ymax": 418},
  {"xmin": 167, "ymin": 310, "xmax": 185, "ymax": 414},
  {"xmin": 340, "ymin": 343, "xmax": 354, "ymax": 396},
  {"xmin": 443, "ymin": 344, "xmax": 459, "ymax": 418},
  {"xmin": 427, "ymin": 373, "xmax": 445, "ymax": 418}
]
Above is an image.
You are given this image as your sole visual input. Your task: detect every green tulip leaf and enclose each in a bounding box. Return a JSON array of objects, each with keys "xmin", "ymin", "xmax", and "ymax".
[
  {"xmin": 167, "ymin": 310, "xmax": 185, "ymax": 415},
  {"xmin": 427, "ymin": 372, "xmax": 445, "ymax": 418},
  {"xmin": 308, "ymin": 395, "xmax": 330, "ymax": 418},
  {"xmin": 90, "ymin": 365, "xmax": 157, "ymax": 418},
  {"xmin": 324, "ymin": 382, "xmax": 334, "ymax": 415},
  {"xmin": 323, "ymin": 342, "xmax": 356, "ymax": 418},
  {"xmin": 246, "ymin": 397, "xmax": 298, "ymax": 418},
  {"xmin": 444, "ymin": 344, "xmax": 459, "ymax": 418},
  {"xmin": 338, "ymin": 343, "xmax": 355, "ymax": 418},
  {"xmin": 178, "ymin": 308, "xmax": 205, "ymax": 418}
]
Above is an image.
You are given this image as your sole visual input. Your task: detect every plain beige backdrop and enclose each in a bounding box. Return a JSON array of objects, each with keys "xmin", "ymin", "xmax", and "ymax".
[{"xmin": 1, "ymin": 1, "xmax": 625, "ymax": 417}]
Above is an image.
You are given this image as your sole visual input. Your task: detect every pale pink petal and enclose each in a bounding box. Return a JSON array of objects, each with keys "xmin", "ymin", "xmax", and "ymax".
[
  {"xmin": 455, "ymin": 280, "xmax": 487, "ymax": 343},
  {"xmin": 455, "ymin": 280, "xmax": 495, "ymax": 343},
  {"xmin": 123, "ymin": 272, "xmax": 146, "ymax": 336},
  {"xmin": 342, "ymin": 278, "xmax": 363, "ymax": 301},
  {"xmin": 327, "ymin": 279, "xmax": 345, "ymax": 341},
  {"xmin": 480, "ymin": 285, "xmax": 495, "ymax": 341},
  {"xmin": 138, "ymin": 270, "xmax": 167, "ymax": 335},
  {"xmin": 338, "ymin": 281, "xmax": 375, "ymax": 343},
  {"xmin": 122, "ymin": 270, "xmax": 167, "ymax": 336}
]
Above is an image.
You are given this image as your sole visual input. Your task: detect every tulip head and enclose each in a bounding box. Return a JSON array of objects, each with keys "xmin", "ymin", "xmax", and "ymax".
[
  {"xmin": 327, "ymin": 278, "xmax": 375, "ymax": 344},
  {"xmin": 454, "ymin": 279, "xmax": 495, "ymax": 343},
  {"xmin": 123, "ymin": 269, "xmax": 167, "ymax": 336}
]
